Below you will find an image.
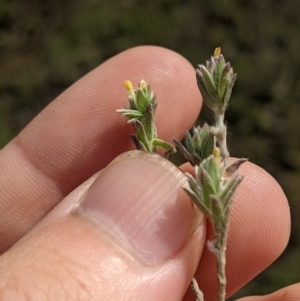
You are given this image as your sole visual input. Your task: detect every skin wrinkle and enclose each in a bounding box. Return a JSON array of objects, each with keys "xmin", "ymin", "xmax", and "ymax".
[
  {"xmin": 1, "ymin": 109, "xmax": 128, "ymax": 248},
  {"xmin": 229, "ymin": 187, "xmax": 282, "ymax": 285},
  {"xmin": 14, "ymin": 122, "xmax": 95, "ymax": 184},
  {"xmin": 0, "ymin": 259, "xmax": 16, "ymax": 300},
  {"xmin": 2, "ymin": 144, "xmax": 60, "ymax": 198},
  {"xmin": 0, "ymin": 145, "xmax": 63, "ymax": 246},
  {"xmin": 28, "ymin": 217, "xmax": 140, "ymax": 300},
  {"xmin": 230, "ymin": 190, "xmax": 266, "ymax": 261},
  {"xmin": 231, "ymin": 164, "xmax": 288, "ymax": 250},
  {"xmin": 279, "ymin": 291, "xmax": 288, "ymax": 301},
  {"xmin": 7, "ymin": 139, "xmax": 66, "ymax": 195},
  {"xmin": 270, "ymin": 285, "xmax": 300, "ymax": 301},
  {"xmin": 1, "ymin": 250, "xmax": 41, "ymax": 301},
  {"xmin": 2, "ymin": 238, "xmax": 94, "ymax": 301},
  {"xmin": 247, "ymin": 167, "xmax": 290, "ymax": 258}
]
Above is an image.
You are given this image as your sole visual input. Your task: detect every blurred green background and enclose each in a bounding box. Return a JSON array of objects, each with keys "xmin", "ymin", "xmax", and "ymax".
[{"xmin": 0, "ymin": 0, "xmax": 299, "ymax": 298}]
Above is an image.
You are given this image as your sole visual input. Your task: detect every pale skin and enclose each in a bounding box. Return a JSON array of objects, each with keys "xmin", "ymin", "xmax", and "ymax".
[{"xmin": 0, "ymin": 46, "xmax": 297, "ymax": 301}]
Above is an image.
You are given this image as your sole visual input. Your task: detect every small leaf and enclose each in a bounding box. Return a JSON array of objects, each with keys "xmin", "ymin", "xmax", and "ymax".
[
  {"xmin": 217, "ymin": 63, "xmax": 231, "ymax": 105},
  {"xmin": 132, "ymin": 120, "xmax": 151, "ymax": 152},
  {"xmin": 223, "ymin": 158, "xmax": 247, "ymax": 179},
  {"xmin": 210, "ymin": 196, "xmax": 225, "ymax": 231},
  {"xmin": 204, "ymin": 156, "xmax": 220, "ymax": 190},
  {"xmin": 206, "ymin": 56, "xmax": 216, "ymax": 75},
  {"xmin": 213, "ymin": 54, "xmax": 226, "ymax": 85},
  {"xmin": 198, "ymin": 167, "xmax": 216, "ymax": 209},
  {"xmin": 142, "ymin": 104, "xmax": 156, "ymax": 142},
  {"xmin": 185, "ymin": 173, "xmax": 210, "ymax": 212},
  {"xmin": 130, "ymin": 135, "xmax": 147, "ymax": 151},
  {"xmin": 185, "ymin": 130, "xmax": 194, "ymax": 153},
  {"xmin": 174, "ymin": 138, "xmax": 198, "ymax": 166},
  {"xmin": 183, "ymin": 173, "xmax": 212, "ymax": 219},
  {"xmin": 221, "ymin": 174, "xmax": 244, "ymax": 211},
  {"xmin": 197, "ymin": 66, "xmax": 218, "ymax": 99},
  {"xmin": 135, "ymin": 88, "xmax": 149, "ymax": 113},
  {"xmin": 128, "ymin": 96, "xmax": 137, "ymax": 111},
  {"xmin": 223, "ymin": 72, "xmax": 237, "ymax": 112},
  {"xmin": 152, "ymin": 138, "xmax": 176, "ymax": 154},
  {"xmin": 202, "ymin": 134, "xmax": 215, "ymax": 160},
  {"xmin": 116, "ymin": 108, "xmax": 143, "ymax": 119}
]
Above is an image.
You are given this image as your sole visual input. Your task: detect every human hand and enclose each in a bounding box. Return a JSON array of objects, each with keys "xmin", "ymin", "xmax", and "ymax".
[{"xmin": 0, "ymin": 46, "xmax": 293, "ymax": 300}]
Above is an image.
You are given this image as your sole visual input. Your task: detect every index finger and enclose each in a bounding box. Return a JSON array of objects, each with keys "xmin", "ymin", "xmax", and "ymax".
[{"xmin": 0, "ymin": 46, "xmax": 202, "ymax": 253}]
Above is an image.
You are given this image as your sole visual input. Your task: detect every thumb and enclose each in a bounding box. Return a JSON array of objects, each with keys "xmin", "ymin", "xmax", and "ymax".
[{"xmin": 0, "ymin": 151, "xmax": 206, "ymax": 301}]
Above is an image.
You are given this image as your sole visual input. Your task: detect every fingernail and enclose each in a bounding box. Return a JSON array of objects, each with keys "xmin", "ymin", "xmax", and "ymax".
[{"xmin": 77, "ymin": 151, "xmax": 199, "ymax": 263}]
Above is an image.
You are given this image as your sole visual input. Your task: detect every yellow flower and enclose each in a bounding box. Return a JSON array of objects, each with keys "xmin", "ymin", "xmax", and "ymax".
[
  {"xmin": 214, "ymin": 47, "xmax": 221, "ymax": 57},
  {"xmin": 124, "ymin": 80, "xmax": 134, "ymax": 92}
]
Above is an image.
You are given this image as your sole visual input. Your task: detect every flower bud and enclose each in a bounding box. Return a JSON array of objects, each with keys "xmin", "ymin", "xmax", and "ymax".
[
  {"xmin": 196, "ymin": 48, "xmax": 237, "ymax": 116},
  {"xmin": 174, "ymin": 123, "xmax": 215, "ymax": 166}
]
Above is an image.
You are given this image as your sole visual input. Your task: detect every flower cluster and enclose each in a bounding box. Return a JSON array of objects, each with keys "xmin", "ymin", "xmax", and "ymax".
[
  {"xmin": 174, "ymin": 124, "xmax": 215, "ymax": 166},
  {"xmin": 184, "ymin": 154, "xmax": 246, "ymax": 234},
  {"xmin": 116, "ymin": 80, "xmax": 175, "ymax": 155},
  {"xmin": 196, "ymin": 47, "xmax": 237, "ymax": 116}
]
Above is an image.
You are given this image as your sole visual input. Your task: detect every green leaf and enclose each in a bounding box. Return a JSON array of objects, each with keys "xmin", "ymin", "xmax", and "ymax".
[
  {"xmin": 205, "ymin": 156, "xmax": 221, "ymax": 191},
  {"xmin": 217, "ymin": 63, "xmax": 231, "ymax": 105},
  {"xmin": 198, "ymin": 66, "xmax": 218, "ymax": 98},
  {"xmin": 221, "ymin": 174, "xmax": 244, "ymax": 211},
  {"xmin": 135, "ymin": 88, "xmax": 149, "ymax": 113},
  {"xmin": 116, "ymin": 108, "xmax": 143, "ymax": 119},
  {"xmin": 152, "ymin": 138, "xmax": 176, "ymax": 154},
  {"xmin": 213, "ymin": 54, "xmax": 226, "ymax": 85},
  {"xmin": 174, "ymin": 138, "xmax": 198, "ymax": 166},
  {"xmin": 198, "ymin": 167, "xmax": 217, "ymax": 209},
  {"xmin": 206, "ymin": 56, "xmax": 216, "ymax": 74},
  {"xmin": 142, "ymin": 104, "xmax": 156, "ymax": 142},
  {"xmin": 223, "ymin": 158, "xmax": 247, "ymax": 178},
  {"xmin": 128, "ymin": 95, "xmax": 137, "ymax": 111},
  {"xmin": 210, "ymin": 195, "xmax": 225, "ymax": 231},
  {"xmin": 185, "ymin": 188, "xmax": 212, "ymax": 219},
  {"xmin": 131, "ymin": 120, "xmax": 151, "ymax": 152},
  {"xmin": 200, "ymin": 125, "xmax": 215, "ymax": 160},
  {"xmin": 130, "ymin": 135, "xmax": 147, "ymax": 151},
  {"xmin": 223, "ymin": 72, "xmax": 237, "ymax": 112},
  {"xmin": 185, "ymin": 130, "xmax": 194, "ymax": 153}
]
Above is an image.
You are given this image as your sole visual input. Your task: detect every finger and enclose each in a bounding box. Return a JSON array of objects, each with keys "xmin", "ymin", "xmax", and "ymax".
[
  {"xmin": 182, "ymin": 160, "xmax": 291, "ymax": 300},
  {"xmin": 236, "ymin": 283, "xmax": 300, "ymax": 301},
  {"xmin": 0, "ymin": 46, "xmax": 202, "ymax": 252},
  {"xmin": 0, "ymin": 151, "xmax": 206, "ymax": 301}
]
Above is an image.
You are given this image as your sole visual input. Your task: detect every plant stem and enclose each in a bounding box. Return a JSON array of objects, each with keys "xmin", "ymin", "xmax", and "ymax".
[
  {"xmin": 191, "ymin": 277, "xmax": 204, "ymax": 301},
  {"xmin": 214, "ymin": 114, "xmax": 229, "ymax": 165},
  {"xmin": 215, "ymin": 227, "xmax": 228, "ymax": 301}
]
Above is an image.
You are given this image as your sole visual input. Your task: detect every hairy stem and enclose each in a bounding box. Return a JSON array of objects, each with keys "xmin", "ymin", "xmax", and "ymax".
[
  {"xmin": 215, "ymin": 227, "xmax": 228, "ymax": 301},
  {"xmin": 214, "ymin": 114, "xmax": 229, "ymax": 165},
  {"xmin": 191, "ymin": 277, "xmax": 204, "ymax": 301}
]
